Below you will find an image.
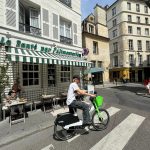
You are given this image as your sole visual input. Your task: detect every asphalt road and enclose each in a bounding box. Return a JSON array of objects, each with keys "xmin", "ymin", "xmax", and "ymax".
[{"xmin": 1, "ymin": 86, "xmax": 150, "ymax": 150}]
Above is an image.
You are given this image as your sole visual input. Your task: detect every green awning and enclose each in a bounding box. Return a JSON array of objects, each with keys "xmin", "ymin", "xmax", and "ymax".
[
  {"xmin": 6, "ymin": 48, "xmax": 91, "ymax": 67},
  {"xmin": 84, "ymin": 67, "xmax": 104, "ymax": 74}
]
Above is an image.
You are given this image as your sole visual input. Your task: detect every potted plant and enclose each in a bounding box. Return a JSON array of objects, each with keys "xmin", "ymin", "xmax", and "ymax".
[{"xmin": 0, "ymin": 62, "xmax": 9, "ymax": 121}]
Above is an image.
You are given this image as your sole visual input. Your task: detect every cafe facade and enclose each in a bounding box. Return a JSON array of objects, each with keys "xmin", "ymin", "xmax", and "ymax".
[{"xmin": 0, "ymin": 0, "xmax": 91, "ymax": 102}]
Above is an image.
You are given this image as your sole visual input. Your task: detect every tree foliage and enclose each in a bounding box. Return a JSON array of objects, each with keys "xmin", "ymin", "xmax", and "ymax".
[{"xmin": 0, "ymin": 62, "xmax": 9, "ymax": 103}]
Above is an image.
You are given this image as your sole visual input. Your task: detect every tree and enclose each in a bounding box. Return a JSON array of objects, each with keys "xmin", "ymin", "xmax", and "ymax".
[{"xmin": 0, "ymin": 62, "xmax": 9, "ymax": 103}]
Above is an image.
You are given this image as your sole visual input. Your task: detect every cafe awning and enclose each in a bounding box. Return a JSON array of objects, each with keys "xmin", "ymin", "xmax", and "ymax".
[
  {"xmin": 84, "ymin": 67, "xmax": 104, "ymax": 74},
  {"xmin": 6, "ymin": 48, "xmax": 91, "ymax": 67}
]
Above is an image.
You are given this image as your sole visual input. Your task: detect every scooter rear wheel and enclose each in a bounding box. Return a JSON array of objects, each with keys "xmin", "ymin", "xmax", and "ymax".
[{"xmin": 54, "ymin": 124, "xmax": 76, "ymax": 141}]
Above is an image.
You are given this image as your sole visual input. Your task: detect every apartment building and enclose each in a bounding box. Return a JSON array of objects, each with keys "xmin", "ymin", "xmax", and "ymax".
[
  {"xmin": 0, "ymin": 0, "xmax": 90, "ymax": 100},
  {"xmin": 82, "ymin": 4, "xmax": 110, "ymax": 84},
  {"xmin": 107, "ymin": 0, "xmax": 150, "ymax": 82}
]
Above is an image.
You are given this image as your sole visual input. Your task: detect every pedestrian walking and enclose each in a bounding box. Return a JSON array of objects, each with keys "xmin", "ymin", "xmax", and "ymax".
[{"xmin": 144, "ymin": 78, "xmax": 150, "ymax": 95}]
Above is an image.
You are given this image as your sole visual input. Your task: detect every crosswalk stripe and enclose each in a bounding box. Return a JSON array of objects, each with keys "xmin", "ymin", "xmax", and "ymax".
[
  {"xmin": 67, "ymin": 107, "xmax": 120, "ymax": 143},
  {"xmin": 41, "ymin": 144, "xmax": 54, "ymax": 150},
  {"xmin": 89, "ymin": 113, "xmax": 145, "ymax": 150}
]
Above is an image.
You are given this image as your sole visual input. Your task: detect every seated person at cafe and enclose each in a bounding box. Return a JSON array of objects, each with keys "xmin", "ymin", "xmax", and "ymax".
[
  {"xmin": 6, "ymin": 80, "xmax": 23, "ymax": 115},
  {"xmin": 6, "ymin": 80, "xmax": 21, "ymax": 100}
]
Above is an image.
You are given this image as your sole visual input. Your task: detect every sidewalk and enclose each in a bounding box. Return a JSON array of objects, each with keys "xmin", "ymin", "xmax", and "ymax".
[{"xmin": 0, "ymin": 106, "xmax": 69, "ymax": 147}]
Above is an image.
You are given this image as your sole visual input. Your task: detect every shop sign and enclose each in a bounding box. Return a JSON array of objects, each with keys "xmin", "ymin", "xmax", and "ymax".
[{"xmin": 0, "ymin": 36, "xmax": 81, "ymax": 57}]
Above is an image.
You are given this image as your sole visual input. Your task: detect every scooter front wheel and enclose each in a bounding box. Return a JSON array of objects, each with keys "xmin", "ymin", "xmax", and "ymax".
[
  {"xmin": 92, "ymin": 108, "xmax": 110, "ymax": 131},
  {"xmin": 54, "ymin": 124, "xmax": 76, "ymax": 141}
]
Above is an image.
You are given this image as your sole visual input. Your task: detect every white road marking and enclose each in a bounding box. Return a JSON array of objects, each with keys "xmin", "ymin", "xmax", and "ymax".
[
  {"xmin": 41, "ymin": 144, "xmax": 55, "ymax": 150},
  {"xmin": 67, "ymin": 107, "xmax": 120, "ymax": 143},
  {"xmin": 90, "ymin": 113, "xmax": 145, "ymax": 150},
  {"xmin": 51, "ymin": 108, "xmax": 69, "ymax": 116}
]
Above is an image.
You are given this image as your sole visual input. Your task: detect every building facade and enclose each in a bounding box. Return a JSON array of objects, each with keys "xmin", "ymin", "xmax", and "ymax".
[
  {"xmin": 82, "ymin": 5, "xmax": 110, "ymax": 84},
  {"xmin": 107, "ymin": 0, "xmax": 150, "ymax": 82},
  {"xmin": 0, "ymin": 0, "xmax": 90, "ymax": 101}
]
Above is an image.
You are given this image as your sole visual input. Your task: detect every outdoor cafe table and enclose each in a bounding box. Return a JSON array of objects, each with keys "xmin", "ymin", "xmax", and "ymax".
[
  {"xmin": 41, "ymin": 95, "xmax": 55, "ymax": 114},
  {"xmin": 3, "ymin": 98, "xmax": 27, "ymax": 126}
]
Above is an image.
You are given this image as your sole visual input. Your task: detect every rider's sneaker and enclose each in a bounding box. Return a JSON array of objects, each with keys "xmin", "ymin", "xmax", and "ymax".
[{"xmin": 82, "ymin": 121, "xmax": 92, "ymax": 127}]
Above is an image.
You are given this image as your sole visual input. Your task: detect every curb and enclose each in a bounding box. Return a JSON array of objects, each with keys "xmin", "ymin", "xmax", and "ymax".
[{"xmin": 0, "ymin": 120, "xmax": 54, "ymax": 148}]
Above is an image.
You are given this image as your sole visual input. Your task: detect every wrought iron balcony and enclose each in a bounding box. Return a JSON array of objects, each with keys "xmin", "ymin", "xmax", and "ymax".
[
  {"xmin": 59, "ymin": 0, "xmax": 71, "ymax": 7},
  {"xmin": 130, "ymin": 62, "xmax": 135, "ymax": 66},
  {"xmin": 19, "ymin": 23, "xmax": 41, "ymax": 36},
  {"xmin": 60, "ymin": 35, "xmax": 72, "ymax": 45}
]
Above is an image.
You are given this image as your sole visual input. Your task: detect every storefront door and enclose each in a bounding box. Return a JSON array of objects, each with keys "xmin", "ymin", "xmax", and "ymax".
[{"xmin": 138, "ymin": 70, "xmax": 143, "ymax": 82}]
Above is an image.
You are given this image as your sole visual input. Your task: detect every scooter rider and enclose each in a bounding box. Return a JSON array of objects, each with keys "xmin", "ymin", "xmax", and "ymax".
[{"xmin": 66, "ymin": 75, "xmax": 96, "ymax": 126}]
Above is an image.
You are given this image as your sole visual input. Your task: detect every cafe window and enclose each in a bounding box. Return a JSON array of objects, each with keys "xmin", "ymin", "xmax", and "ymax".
[
  {"xmin": 22, "ymin": 63, "xmax": 39, "ymax": 86},
  {"xmin": 48, "ymin": 64, "xmax": 56, "ymax": 87},
  {"xmin": 61, "ymin": 66, "xmax": 70, "ymax": 82}
]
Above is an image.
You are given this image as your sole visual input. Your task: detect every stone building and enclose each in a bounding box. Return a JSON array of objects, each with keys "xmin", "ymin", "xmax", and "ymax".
[
  {"xmin": 82, "ymin": 4, "xmax": 110, "ymax": 84},
  {"xmin": 107, "ymin": 0, "xmax": 150, "ymax": 82},
  {"xmin": 0, "ymin": 0, "xmax": 90, "ymax": 102}
]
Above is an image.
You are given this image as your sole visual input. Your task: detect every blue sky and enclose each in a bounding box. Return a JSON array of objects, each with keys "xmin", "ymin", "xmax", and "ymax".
[{"xmin": 81, "ymin": 0, "xmax": 116, "ymax": 19}]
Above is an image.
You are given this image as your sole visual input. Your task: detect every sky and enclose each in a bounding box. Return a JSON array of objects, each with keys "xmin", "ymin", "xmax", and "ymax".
[{"xmin": 81, "ymin": 0, "xmax": 116, "ymax": 19}]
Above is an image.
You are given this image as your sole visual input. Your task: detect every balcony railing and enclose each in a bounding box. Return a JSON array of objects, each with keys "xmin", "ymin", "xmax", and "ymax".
[
  {"xmin": 60, "ymin": 35, "xmax": 72, "ymax": 45},
  {"xmin": 19, "ymin": 23, "xmax": 41, "ymax": 36},
  {"xmin": 59, "ymin": 0, "xmax": 71, "ymax": 7}
]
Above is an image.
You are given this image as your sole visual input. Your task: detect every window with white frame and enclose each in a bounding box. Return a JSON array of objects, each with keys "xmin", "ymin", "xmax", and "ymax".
[
  {"xmin": 146, "ymin": 41, "xmax": 150, "ymax": 51},
  {"xmin": 128, "ymin": 26, "xmax": 132, "ymax": 34},
  {"xmin": 127, "ymin": 2, "xmax": 131, "ymax": 10},
  {"xmin": 147, "ymin": 55, "xmax": 150, "ymax": 65},
  {"xmin": 129, "ymin": 54, "xmax": 134, "ymax": 65},
  {"xmin": 112, "ymin": 7, "xmax": 116, "ymax": 16},
  {"xmin": 61, "ymin": 66, "xmax": 71, "ymax": 82},
  {"xmin": 128, "ymin": 39, "xmax": 133, "ymax": 50},
  {"xmin": 145, "ymin": 28, "xmax": 149, "ymax": 35},
  {"xmin": 113, "ymin": 42, "xmax": 118, "ymax": 52},
  {"xmin": 114, "ymin": 56, "xmax": 118, "ymax": 67},
  {"xmin": 30, "ymin": 9, "xmax": 39, "ymax": 28},
  {"xmin": 137, "ymin": 40, "xmax": 142, "ymax": 51},
  {"xmin": 22, "ymin": 63, "xmax": 39, "ymax": 86},
  {"xmin": 137, "ymin": 27, "xmax": 141, "ymax": 35},
  {"xmin": 145, "ymin": 6, "xmax": 148, "ymax": 13},
  {"xmin": 145, "ymin": 17, "xmax": 149, "ymax": 24},
  {"xmin": 112, "ymin": 29, "xmax": 117, "ymax": 37},
  {"xmin": 136, "ymin": 4, "xmax": 140, "ymax": 12},
  {"xmin": 136, "ymin": 16, "xmax": 140, "ymax": 23},
  {"xmin": 93, "ymin": 41, "xmax": 98, "ymax": 54},
  {"xmin": 60, "ymin": 19, "xmax": 71, "ymax": 39},
  {"xmin": 138, "ymin": 54, "xmax": 142, "ymax": 65},
  {"xmin": 128, "ymin": 15, "xmax": 132, "ymax": 22}
]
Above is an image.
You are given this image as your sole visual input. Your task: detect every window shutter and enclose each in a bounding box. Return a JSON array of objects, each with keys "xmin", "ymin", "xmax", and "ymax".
[
  {"xmin": 5, "ymin": 0, "xmax": 16, "ymax": 28},
  {"xmin": 73, "ymin": 23, "xmax": 78, "ymax": 45},
  {"xmin": 42, "ymin": 8, "xmax": 49, "ymax": 37},
  {"xmin": 52, "ymin": 13, "xmax": 59, "ymax": 40}
]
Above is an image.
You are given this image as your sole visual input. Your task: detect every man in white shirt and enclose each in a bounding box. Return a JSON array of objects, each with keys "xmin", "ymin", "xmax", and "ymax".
[{"xmin": 67, "ymin": 75, "xmax": 96, "ymax": 126}]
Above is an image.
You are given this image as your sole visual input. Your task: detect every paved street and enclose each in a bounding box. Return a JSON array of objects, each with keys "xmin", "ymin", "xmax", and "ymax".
[{"xmin": 1, "ymin": 84, "xmax": 150, "ymax": 150}]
